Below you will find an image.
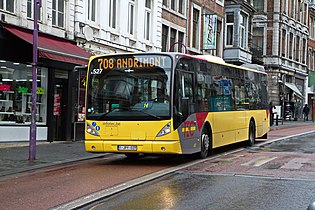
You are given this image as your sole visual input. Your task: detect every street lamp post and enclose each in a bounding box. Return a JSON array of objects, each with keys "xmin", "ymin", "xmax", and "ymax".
[{"xmin": 29, "ymin": 0, "xmax": 41, "ymax": 161}]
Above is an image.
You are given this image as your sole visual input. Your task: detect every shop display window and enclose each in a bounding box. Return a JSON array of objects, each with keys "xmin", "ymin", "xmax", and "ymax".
[{"xmin": 0, "ymin": 60, "xmax": 47, "ymax": 125}]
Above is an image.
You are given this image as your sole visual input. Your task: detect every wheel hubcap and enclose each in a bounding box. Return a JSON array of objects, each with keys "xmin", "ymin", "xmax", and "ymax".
[{"xmin": 202, "ymin": 134, "xmax": 209, "ymax": 151}]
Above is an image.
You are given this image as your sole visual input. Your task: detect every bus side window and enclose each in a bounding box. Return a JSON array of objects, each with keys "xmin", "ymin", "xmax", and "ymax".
[{"xmin": 197, "ymin": 72, "xmax": 209, "ymax": 112}]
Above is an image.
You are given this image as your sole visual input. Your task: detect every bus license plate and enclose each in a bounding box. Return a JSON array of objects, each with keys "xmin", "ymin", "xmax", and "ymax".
[{"xmin": 117, "ymin": 145, "xmax": 137, "ymax": 151}]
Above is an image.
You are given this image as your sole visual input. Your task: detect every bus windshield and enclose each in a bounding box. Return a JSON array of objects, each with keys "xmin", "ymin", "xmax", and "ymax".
[{"xmin": 86, "ymin": 54, "xmax": 172, "ymax": 121}]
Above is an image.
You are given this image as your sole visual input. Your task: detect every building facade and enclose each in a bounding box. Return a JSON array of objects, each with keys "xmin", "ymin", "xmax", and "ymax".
[
  {"xmin": 0, "ymin": 0, "xmax": 91, "ymax": 142},
  {"xmin": 74, "ymin": 0, "xmax": 162, "ymax": 55},
  {"xmin": 308, "ymin": 0, "xmax": 315, "ymax": 119},
  {"xmin": 0, "ymin": 0, "xmax": 164, "ymax": 142},
  {"xmin": 186, "ymin": 0, "xmax": 225, "ymax": 56},
  {"xmin": 1, "ymin": 0, "xmax": 314, "ymax": 143},
  {"xmin": 224, "ymin": 0, "xmax": 255, "ymax": 65},
  {"xmin": 253, "ymin": 0, "xmax": 308, "ymax": 120}
]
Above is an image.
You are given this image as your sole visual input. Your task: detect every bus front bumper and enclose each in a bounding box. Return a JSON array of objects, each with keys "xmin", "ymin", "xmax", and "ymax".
[{"xmin": 85, "ymin": 140, "xmax": 182, "ymax": 155}]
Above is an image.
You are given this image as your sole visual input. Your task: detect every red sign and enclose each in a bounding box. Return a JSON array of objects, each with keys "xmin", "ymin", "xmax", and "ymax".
[
  {"xmin": 53, "ymin": 94, "xmax": 60, "ymax": 116},
  {"xmin": 0, "ymin": 84, "xmax": 11, "ymax": 91}
]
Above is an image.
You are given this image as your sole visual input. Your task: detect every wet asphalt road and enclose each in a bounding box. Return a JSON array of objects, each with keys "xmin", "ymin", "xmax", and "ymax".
[{"xmin": 82, "ymin": 132, "xmax": 315, "ymax": 210}]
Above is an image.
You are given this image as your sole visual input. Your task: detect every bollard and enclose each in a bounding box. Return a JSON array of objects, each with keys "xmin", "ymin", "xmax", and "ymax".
[
  {"xmin": 276, "ymin": 115, "xmax": 279, "ymax": 126},
  {"xmin": 307, "ymin": 201, "xmax": 315, "ymax": 210}
]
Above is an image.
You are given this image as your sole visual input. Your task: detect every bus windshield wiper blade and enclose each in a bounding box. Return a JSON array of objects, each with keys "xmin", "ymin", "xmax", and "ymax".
[
  {"xmin": 131, "ymin": 108, "xmax": 161, "ymax": 119},
  {"xmin": 97, "ymin": 109, "xmax": 119, "ymax": 119}
]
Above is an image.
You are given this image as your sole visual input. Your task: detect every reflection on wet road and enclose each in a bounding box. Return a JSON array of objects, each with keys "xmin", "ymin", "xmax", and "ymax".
[{"xmin": 81, "ymin": 132, "xmax": 315, "ymax": 210}]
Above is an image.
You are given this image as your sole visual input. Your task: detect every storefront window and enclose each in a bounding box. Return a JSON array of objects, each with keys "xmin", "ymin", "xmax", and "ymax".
[
  {"xmin": 77, "ymin": 69, "xmax": 86, "ymax": 122},
  {"xmin": 0, "ymin": 60, "xmax": 47, "ymax": 125}
]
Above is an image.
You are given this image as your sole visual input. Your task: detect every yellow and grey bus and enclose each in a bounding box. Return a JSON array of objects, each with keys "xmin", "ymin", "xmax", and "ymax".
[{"xmin": 85, "ymin": 53, "xmax": 269, "ymax": 158}]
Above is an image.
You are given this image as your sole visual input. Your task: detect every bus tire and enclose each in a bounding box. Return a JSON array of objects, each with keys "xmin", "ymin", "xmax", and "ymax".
[
  {"xmin": 200, "ymin": 127, "xmax": 211, "ymax": 159},
  {"xmin": 247, "ymin": 120, "xmax": 256, "ymax": 147}
]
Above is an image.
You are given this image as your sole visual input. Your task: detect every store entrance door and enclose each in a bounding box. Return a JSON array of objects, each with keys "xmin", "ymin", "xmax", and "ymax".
[{"xmin": 54, "ymin": 78, "xmax": 68, "ymax": 140}]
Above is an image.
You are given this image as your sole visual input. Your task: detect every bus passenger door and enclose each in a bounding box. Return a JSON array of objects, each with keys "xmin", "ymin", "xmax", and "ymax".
[
  {"xmin": 174, "ymin": 71, "xmax": 195, "ymax": 123},
  {"xmin": 174, "ymin": 70, "xmax": 199, "ymax": 154}
]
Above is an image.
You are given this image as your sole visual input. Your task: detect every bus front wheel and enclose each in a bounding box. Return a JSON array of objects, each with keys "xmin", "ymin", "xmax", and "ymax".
[
  {"xmin": 247, "ymin": 121, "xmax": 256, "ymax": 147},
  {"xmin": 200, "ymin": 127, "xmax": 211, "ymax": 159}
]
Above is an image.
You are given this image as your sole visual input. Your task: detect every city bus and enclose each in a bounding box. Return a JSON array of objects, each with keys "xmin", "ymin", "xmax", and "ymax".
[{"xmin": 85, "ymin": 52, "xmax": 269, "ymax": 158}]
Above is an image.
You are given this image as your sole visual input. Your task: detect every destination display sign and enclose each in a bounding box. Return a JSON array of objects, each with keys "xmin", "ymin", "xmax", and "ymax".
[{"xmin": 95, "ymin": 55, "xmax": 171, "ymax": 71}]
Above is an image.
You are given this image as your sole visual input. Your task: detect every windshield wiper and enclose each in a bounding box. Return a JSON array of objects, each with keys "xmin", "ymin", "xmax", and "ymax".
[
  {"xmin": 131, "ymin": 108, "xmax": 161, "ymax": 119},
  {"xmin": 96, "ymin": 108, "xmax": 120, "ymax": 119}
]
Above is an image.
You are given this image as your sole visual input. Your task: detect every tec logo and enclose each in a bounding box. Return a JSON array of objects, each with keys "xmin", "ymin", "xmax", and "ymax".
[
  {"xmin": 92, "ymin": 122, "xmax": 100, "ymax": 131},
  {"xmin": 182, "ymin": 121, "xmax": 197, "ymax": 137}
]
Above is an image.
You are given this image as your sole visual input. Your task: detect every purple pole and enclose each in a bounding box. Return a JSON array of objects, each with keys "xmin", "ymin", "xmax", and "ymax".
[{"xmin": 29, "ymin": 0, "xmax": 40, "ymax": 161}]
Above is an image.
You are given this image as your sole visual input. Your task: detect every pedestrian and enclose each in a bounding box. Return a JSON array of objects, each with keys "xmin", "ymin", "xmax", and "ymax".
[
  {"xmin": 269, "ymin": 102, "xmax": 276, "ymax": 126},
  {"xmin": 303, "ymin": 104, "xmax": 310, "ymax": 121}
]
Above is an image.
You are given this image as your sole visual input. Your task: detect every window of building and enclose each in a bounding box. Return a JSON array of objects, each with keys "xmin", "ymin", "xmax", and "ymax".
[
  {"xmin": 304, "ymin": 3, "xmax": 307, "ymax": 25},
  {"xmin": 295, "ymin": 35, "xmax": 300, "ymax": 62},
  {"xmin": 302, "ymin": 39, "xmax": 306, "ymax": 63},
  {"xmin": 282, "ymin": 0, "xmax": 287, "ymax": 14},
  {"xmin": 0, "ymin": 61, "xmax": 48, "ymax": 125},
  {"xmin": 310, "ymin": 17, "xmax": 315, "ymax": 39},
  {"xmin": 171, "ymin": 0, "xmax": 175, "ymax": 10},
  {"xmin": 162, "ymin": 24, "xmax": 185, "ymax": 52},
  {"xmin": 289, "ymin": 0, "xmax": 294, "ymax": 18},
  {"xmin": 254, "ymin": 0, "xmax": 264, "ymax": 11},
  {"xmin": 191, "ymin": 5, "xmax": 200, "ymax": 49},
  {"xmin": 253, "ymin": 27, "xmax": 264, "ymax": 56},
  {"xmin": 0, "ymin": 0, "xmax": 14, "ymax": 13},
  {"xmin": 52, "ymin": 0, "xmax": 65, "ymax": 28},
  {"xmin": 289, "ymin": 33, "xmax": 293, "ymax": 59},
  {"xmin": 178, "ymin": 0, "xmax": 184, "ymax": 14},
  {"xmin": 216, "ymin": 20, "xmax": 222, "ymax": 56},
  {"xmin": 88, "ymin": 0, "xmax": 96, "ymax": 22},
  {"xmin": 164, "ymin": 0, "xmax": 185, "ymax": 14},
  {"xmin": 240, "ymin": 12, "xmax": 248, "ymax": 49},
  {"xmin": 170, "ymin": 28, "xmax": 177, "ymax": 52},
  {"xmin": 178, "ymin": 31, "xmax": 185, "ymax": 52},
  {"xmin": 144, "ymin": 0, "xmax": 152, "ymax": 41},
  {"xmin": 309, "ymin": 49, "xmax": 313, "ymax": 70},
  {"xmin": 226, "ymin": 13, "xmax": 234, "ymax": 46},
  {"xmin": 297, "ymin": 0, "xmax": 301, "ymax": 21},
  {"xmin": 109, "ymin": 0, "xmax": 117, "ymax": 29},
  {"xmin": 162, "ymin": 25, "xmax": 169, "ymax": 52},
  {"xmin": 27, "ymin": 0, "xmax": 42, "ymax": 20},
  {"xmin": 128, "ymin": 0, "xmax": 135, "ymax": 35},
  {"xmin": 281, "ymin": 29, "xmax": 286, "ymax": 57}
]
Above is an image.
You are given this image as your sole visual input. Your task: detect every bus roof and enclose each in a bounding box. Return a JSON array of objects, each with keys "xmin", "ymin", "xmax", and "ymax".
[
  {"xmin": 187, "ymin": 54, "xmax": 267, "ymax": 75},
  {"xmin": 89, "ymin": 52, "xmax": 267, "ymax": 75}
]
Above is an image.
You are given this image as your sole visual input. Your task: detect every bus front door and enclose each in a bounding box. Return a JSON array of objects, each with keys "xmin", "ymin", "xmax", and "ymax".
[
  {"xmin": 174, "ymin": 71, "xmax": 195, "ymax": 124},
  {"xmin": 174, "ymin": 70, "xmax": 200, "ymax": 153}
]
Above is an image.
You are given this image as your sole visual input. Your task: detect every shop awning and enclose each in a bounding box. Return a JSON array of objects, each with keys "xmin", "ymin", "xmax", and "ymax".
[
  {"xmin": 284, "ymin": 82, "xmax": 303, "ymax": 98},
  {"xmin": 3, "ymin": 24, "xmax": 92, "ymax": 65}
]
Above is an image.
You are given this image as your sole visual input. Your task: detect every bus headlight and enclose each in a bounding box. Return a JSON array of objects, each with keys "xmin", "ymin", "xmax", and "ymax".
[
  {"xmin": 86, "ymin": 123, "xmax": 100, "ymax": 136},
  {"xmin": 157, "ymin": 123, "xmax": 171, "ymax": 137}
]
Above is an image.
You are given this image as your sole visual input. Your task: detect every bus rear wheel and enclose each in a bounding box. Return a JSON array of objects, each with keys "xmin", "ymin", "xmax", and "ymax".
[
  {"xmin": 247, "ymin": 121, "xmax": 256, "ymax": 146},
  {"xmin": 200, "ymin": 127, "xmax": 211, "ymax": 159}
]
